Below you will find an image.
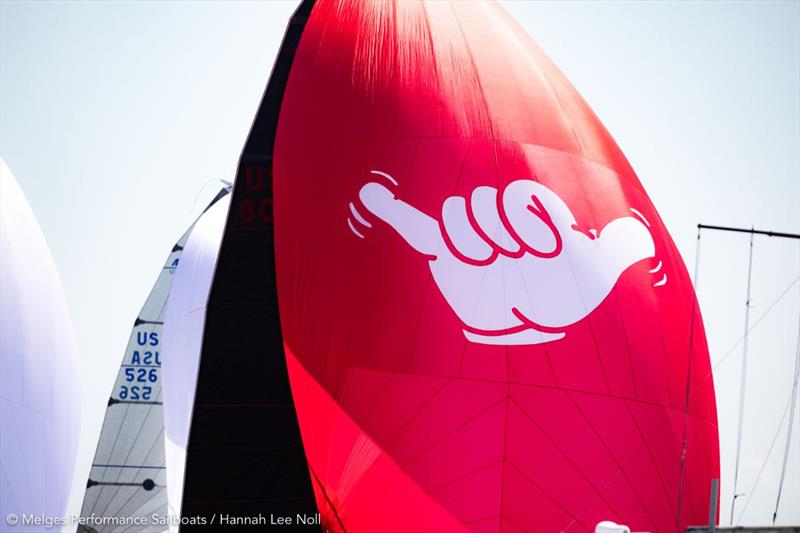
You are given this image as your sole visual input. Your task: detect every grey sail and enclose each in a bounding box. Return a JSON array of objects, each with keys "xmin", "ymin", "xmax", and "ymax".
[{"xmin": 78, "ymin": 187, "xmax": 229, "ymax": 533}]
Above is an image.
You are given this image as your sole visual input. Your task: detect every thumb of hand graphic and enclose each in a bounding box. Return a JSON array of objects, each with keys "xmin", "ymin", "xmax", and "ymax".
[{"xmin": 357, "ymin": 182, "xmax": 446, "ymax": 259}]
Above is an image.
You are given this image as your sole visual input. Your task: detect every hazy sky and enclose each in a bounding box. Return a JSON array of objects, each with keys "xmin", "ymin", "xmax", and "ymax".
[{"xmin": 1, "ymin": 0, "xmax": 798, "ymax": 529}]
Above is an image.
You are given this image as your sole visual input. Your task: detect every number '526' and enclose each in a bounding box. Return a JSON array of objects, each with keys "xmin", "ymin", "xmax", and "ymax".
[
  {"xmin": 125, "ymin": 368, "xmax": 158, "ymax": 382},
  {"xmin": 119, "ymin": 386, "xmax": 152, "ymax": 401}
]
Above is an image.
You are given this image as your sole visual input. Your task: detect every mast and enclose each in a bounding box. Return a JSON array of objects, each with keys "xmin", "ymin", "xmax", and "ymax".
[{"xmin": 179, "ymin": 1, "xmax": 318, "ymax": 528}]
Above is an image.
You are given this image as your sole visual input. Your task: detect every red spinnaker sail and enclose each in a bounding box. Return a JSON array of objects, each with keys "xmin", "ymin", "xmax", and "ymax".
[{"xmin": 274, "ymin": 1, "xmax": 719, "ymax": 531}]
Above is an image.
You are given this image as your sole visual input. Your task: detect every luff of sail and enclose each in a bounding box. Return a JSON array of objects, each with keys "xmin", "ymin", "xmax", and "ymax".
[{"xmin": 77, "ymin": 187, "xmax": 229, "ymax": 533}]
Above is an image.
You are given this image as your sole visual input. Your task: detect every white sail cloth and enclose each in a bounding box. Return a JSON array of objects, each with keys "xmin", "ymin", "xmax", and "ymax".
[
  {"xmin": 77, "ymin": 222, "xmax": 188, "ymax": 533},
  {"xmin": 0, "ymin": 159, "xmax": 81, "ymax": 530},
  {"xmin": 162, "ymin": 194, "xmax": 229, "ymax": 529}
]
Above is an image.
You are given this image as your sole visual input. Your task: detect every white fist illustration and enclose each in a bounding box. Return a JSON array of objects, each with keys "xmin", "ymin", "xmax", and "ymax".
[{"xmin": 348, "ymin": 171, "xmax": 657, "ymax": 345}]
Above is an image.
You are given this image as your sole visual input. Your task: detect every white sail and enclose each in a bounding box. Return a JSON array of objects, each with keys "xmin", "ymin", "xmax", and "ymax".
[
  {"xmin": 161, "ymin": 194, "xmax": 230, "ymax": 529},
  {"xmin": 0, "ymin": 159, "xmax": 81, "ymax": 531},
  {"xmin": 77, "ymin": 188, "xmax": 229, "ymax": 533}
]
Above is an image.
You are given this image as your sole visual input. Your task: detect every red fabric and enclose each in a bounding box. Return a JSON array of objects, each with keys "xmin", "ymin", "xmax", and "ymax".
[{"xmin": 273, "ymin": 1, "xmax": 719, "ymax": 531}]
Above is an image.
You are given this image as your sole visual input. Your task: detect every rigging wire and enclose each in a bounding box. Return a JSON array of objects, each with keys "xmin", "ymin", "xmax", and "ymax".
[
  {"xmin": 730, "ymin": 230, "xmax": 755, "ymax": 525},
  {"xmin": 675, "ymin": 226, "xmax": 702, "ymax": 531},
  {"xmin": 734, "ymin": 387, "xmax": 796, "ymax": 524},
  {"xmin": 689, "ymin": 275, "xmax": 799, "ymax": 400},
  {"xmin": 772, "ymin": 318, "xmax": 800, "ymax": 524}
]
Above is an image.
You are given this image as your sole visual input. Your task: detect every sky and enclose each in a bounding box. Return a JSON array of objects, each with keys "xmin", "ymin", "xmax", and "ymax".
[{"xmin": 1, "ymin": 0, "xmax": 798, "ymax": 529}]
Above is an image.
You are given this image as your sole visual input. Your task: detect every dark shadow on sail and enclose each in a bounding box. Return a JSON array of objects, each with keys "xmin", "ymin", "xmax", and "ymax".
[{"xmin": 179, "ymin": 1, "xmax": 318, "ymax": 530}]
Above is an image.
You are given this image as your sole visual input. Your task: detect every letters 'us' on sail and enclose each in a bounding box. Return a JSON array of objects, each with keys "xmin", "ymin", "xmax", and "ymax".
[{"xmin": 272, "ymin": 1, "xmax": 720, "ymax": 532}]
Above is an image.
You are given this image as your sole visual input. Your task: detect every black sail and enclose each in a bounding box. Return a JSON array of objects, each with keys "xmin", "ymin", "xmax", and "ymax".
[{"xmin": 179, "ymin": 1, "xmax": 318, "ymax": 530}]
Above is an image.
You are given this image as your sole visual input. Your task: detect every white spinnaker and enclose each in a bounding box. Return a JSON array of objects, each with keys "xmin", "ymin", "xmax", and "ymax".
[
  {"xmin": 77, "ymin": 188, "xmax": 228, "ymax": 533},
  {"xmin": 0, "ymin": 159, "xmax": 81, "ymax": 531},
  {"xmin": 162, "ymin": 194, "xmax": 229, "ymax": 529}
]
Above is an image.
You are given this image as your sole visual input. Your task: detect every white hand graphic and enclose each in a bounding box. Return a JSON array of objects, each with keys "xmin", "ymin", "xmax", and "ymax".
[
  {"xmin": 595, "ymin": 521, "xmax": 632, "ymax": 533},
  {"xmin": 349, "ymin": 171, "xmax": 656, "ymax": 345}
]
